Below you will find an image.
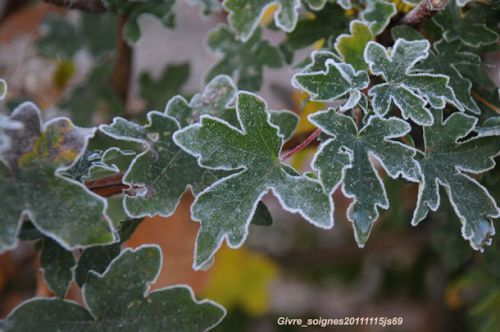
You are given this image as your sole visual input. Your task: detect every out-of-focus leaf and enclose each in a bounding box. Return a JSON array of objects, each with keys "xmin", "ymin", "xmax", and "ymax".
[
  {"xmin": 223, "ymin": 0, "xmax": 301, "ymax": 41},
  {"xmin": 361, "ymin": 0, "xmax": 396, "ymax": 35},
  {"xmin": 206, "ymin": 26, "xmax": 283, "ymax": 91},
  {"xmin": 140, "ymin": 63, "xmax": 190, "ymax": 111},
  {"xmin": 39, "ymin": 238, "xmax": 76, "ymax": 298},
  {"xmin": 0, "ymin": 103, "xmax": 115, "ymax": 253},
  {"xmin": 335, "ymin": 21, "xmax": 373, "ymax": 71},
  {"xmin": 104, "ymin": 0, "xmax": 176, "ymax": 44}
]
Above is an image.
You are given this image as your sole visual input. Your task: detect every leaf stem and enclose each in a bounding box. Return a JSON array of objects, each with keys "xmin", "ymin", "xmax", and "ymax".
[
  {"xmin": 280, "ymin": 128, "xmax": 321, "ymax": 162},
  {"xmin": 401, "ymin": 0, "xmax": 448, "ymax": 25}
]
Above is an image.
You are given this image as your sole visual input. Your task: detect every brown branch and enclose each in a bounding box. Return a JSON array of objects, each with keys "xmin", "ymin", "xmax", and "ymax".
[
  {"xmin": 42, "ymin": 0, "xmax": 106, "ymax": 12},
  {"xmin": 401, "ymin": 0, "xmax": 448, "ymax": 26},
  {"xmin": 281, "ymin": 129, "xmax": 322, "ymax": 161},
  {"xmin": 85, "ymin": 173, "xmax": 129, "ymax": 197},
  {"xmin": 110, "ymin": 15, "xmax": 133, "ymax": 104},
  {"xmin": 472, "ymin": 91, "xmax": 500, "ymax": 114}
]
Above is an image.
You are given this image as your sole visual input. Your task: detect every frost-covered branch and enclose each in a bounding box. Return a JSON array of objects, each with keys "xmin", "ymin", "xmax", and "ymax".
[{"xmin": 401, "ymin": 0, "xmax": 448, "ymax": 25}]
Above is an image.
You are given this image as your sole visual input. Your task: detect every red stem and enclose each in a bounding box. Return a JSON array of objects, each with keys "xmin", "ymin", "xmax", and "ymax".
[{"xmin": 280, "ymin": 129, "xmax": 321, "ymax": 162}]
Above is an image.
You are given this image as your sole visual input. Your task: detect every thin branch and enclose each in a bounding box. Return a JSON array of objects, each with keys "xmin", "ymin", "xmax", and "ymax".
[
  {"xmin": 401, "ymin": 0, "xmax": 448, "ymax": 26},
  {"xmin": 472, "ymin": 91, "xmax": 500, "ymax": 114},
  {"xmin": 280, "ymin": 129, "xmax": 322, "ymax": 162},
  {"xmin": 110, "ymin": 15, "xmax": 133, "ymax": 104},
  {"xmin": 43, "ymin": 0, "xmax": 106, "ymax": 12},
  {"xmin": 85, "ymin": 173, "xmax": 129, "ymax": 197}
]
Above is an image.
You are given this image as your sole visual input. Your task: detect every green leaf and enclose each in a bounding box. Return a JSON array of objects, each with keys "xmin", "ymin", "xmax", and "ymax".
[
  {"xmin": 174, "ymin": 92, "xmax": 333, "ymax": 269},
  {"xmin": 2, "ymin": 246, "xmax": 226, "ymax": 331},
  {"xmin": 37, "ymin": 13, "xmax": 118, "ymax": 59},
  {"xmin": 334, "ymin": 21, "xmax": 374, "ymax": 71},
  {"xmin": 433, "ymin": 1, "xmax": 499, "ymax": 47},
  {"xmin": 223, "ymin": 0, "xmax": 301, "ymax": 41},
  {"xmin": 100, "ymin": 113, "xmax": 221, "ymax": 218},
  {"xmin": 412, "ymin": 110, "xmax": 500, "ymax": 251},
  {"xmin": 167, "ymin": 75, "xmax": 237, "ymax": 128},
  {"xmin": 104, "ymin": 0, "xmax": 176, "ymax": 44},
  {"xmin": 304, "ymin": 0, "xmax": 328, "ymax": 10},
  {"xmin": 310, "ymin": 109, "xmax": 420, "ymax": 246},
  {"xmin": 269, "ymin": 110, "xmax": 299, "ymax": 141},
  {"xmin": 283, "ymin": 3, "xmax": 348, "ymax": 50},
  {"xmin": 0, "ymin": 103, "xmax": 115, "ymax": 253},
  {"xmin": 364, "ymin": 39, "xmax": 459, "ymax": 126},
  {"xmin": 293, "ymin": 56, "xmax": 369, "ymax": 111},
  {"xmin": 188, "ymin": 0, "xmax": 221, "ymax": 15},
  {"xmin": 206, "ymin": 26, "xmax": 283, "ymax": 91},
  {"xmin": 100, "ymin": 76, "xmax": 242, "ymax": 218},
  {"xmin": 140, "ymin": 63, "xmax": 190, "ymax": 111},
  {"xmin": 361, "ymin": 0, "xmax": 396, "ymax": 35},
  {"xmin": 475, "ymin": 117, "xmax": 500, "ymax": 137},
  {"xmin": 75, "ymin": 218, "xmax": 143, "ymax": 286},
  {"xmin": 418, "ymin": 39, "xmax": 482, "ymax": 114},
  {"xmin": 0, "ymin": 78, "xmax": 6, "ymax": 100},
  {"xmin": 59, "ymin": 64, "xmax": 124, "ymax": 126},
  {"xmin": 39, "ymin": 238, "xmax": 76, "ymax": 298}
]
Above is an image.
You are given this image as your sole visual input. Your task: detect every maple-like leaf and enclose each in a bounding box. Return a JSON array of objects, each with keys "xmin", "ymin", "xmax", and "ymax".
[
  {"xmin": 310, "ymin": 109, "xmax": 420, "ymax": 246},
  {"xmin": 104, "ymin": 0, "xmax": 176, "ymax": 44},
  {"xmin": 412, "ymin": 110, "xmax": 500, "ymax": 251},
  {"xmin": 475, "ymin": 117, "xmax": 500, "ymax": 137},
  {"xmin": 283, "ymin": 3, "xmax": 348, "ymax": 51},
  {"xmin": 360, "ymin": 0, "xmax": 396, "ymax": 35},
  {"xmin": 174, "ymin": 92, "xmax": 333, "ymax": 269},
  {"xmin": 100, "ymin": 113, "xmax": 220, "ymax": 218},
  {"xmin": 140, "ymin": 63, "xmax": 190, "ymax": 111},
  {"xmin": 364, "ymin": 39, "xmax": 460, "ymax": 126},
  {"xmin": 293, "ymin": 54, "xmax": 369, "ymax": 111},
  {"xmin": 0, "ymin": 103, "xmax": 115, "ymax": 253},
  {"xmin": 167, "ymin": 75, "xmax": 237, "ymax": 127},
  {"xmin": 205, "ymin": 25, "xmax": 283, "ymax": 91},
  {"xmin": 39, "ymin": 238, "xmax": 76, "ymax": 298},
  {"xmin": 433, "ymin": 0, "xmax": 498, "ymax": 47},
  {"xmin": 1, "ymin": 246, "xmax": 226, "ymax": 331},
  {"xmin": 391, "ymin": 27, "xmax": 482, "ymax": 114},
  {"xmin": 223, "ymin": 0, "xmax": 301, "ymax": 41}
]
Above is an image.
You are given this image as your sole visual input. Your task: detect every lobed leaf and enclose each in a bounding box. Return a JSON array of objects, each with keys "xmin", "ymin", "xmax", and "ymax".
[
  {"xmin": 364, "ymin": 39, "xmax": 460, "ymax": 126},
  {"xmin": 0, "ymin": 103, "xmax": 115, "ymax": 253},
  {"xmin": 223, "ymin": 0, "xmax": 301, "ymax": 41},
  {"xmin": 293, "ymin": 55, "xmax": 369, "ymax": 111},
  {"xmin": 310, "ymin": 109, "xmax": 420, "ymax": 246},
  {"xmin": 360, "ymin": 0, "xmax": 396, "ymax": 35},
  {"xmin": 413, "ymin": 110, "xmax": 500, "ymax": 251},
  {"xmin": 205, "ymin": 25, "xmax": 283, "ymax": 91},
  {"xmin": 433, "ymin": 0, "xmax": 498, "ymax": 48},
  {"xmin": 334, "ymin": 21, "xmax": 374, "ymax": 71},
  {"xmin": 174, "ymin": 92, "xmax": 333, "ymax": 269},
  {"xmin": 1, "ymin": 246, "xmax": 226, "ymax": 331}
]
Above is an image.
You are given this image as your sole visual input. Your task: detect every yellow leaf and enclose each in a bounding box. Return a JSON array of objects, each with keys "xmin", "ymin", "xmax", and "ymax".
[{"xmin": 202, "ymin": 247, "xmax": 279, "ymax": 316}]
